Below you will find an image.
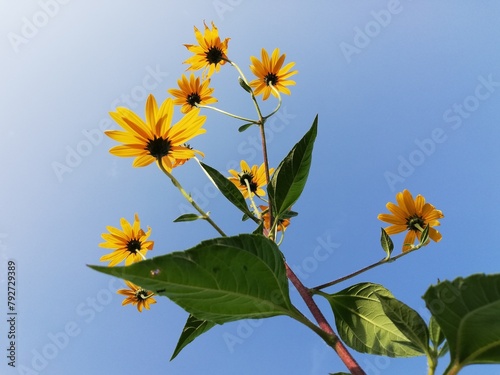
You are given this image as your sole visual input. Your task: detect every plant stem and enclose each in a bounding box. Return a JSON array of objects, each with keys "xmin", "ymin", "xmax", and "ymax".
[
  {"xmin": 427, "ymin": 354, "xmax": 437, "ymax": 375},
  {"xmin": 197, "ymin": 104, "xmax": 257, "ymax": 123},
  {"xmin": 286, "ymin": 264, "xmax": 366, "ymax": 375},
  {"xmin": 227, "ymin": 57, "xmax": 363, "ymax": 374},
  {"xmin": 444, "ymin": 363, "xmax": 462, "ymax": 375},
  {"xmin": 263, "ymin": 85, "xmax": 282, "ymax": 120},
  {"xmin": 157, "ymin": 157, "xmax": 227, "ymax": 237},
  {"xmin": 258, "ymin": 120, "xmax": 275, "ymax": 239},
  {"xmin": 311, "ymin": 245, "xmax": 423, "ymax": 291}
]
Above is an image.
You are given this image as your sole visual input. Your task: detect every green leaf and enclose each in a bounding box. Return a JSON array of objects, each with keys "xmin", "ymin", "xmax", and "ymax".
[
  {"xmin": 89, "ymin": 234, "xmax": 295, "ymax": 324},
  {"xmin": 173, "ymin": 213, "xmax": 201, "ymax": 222},
  {"xmin": 282, "ymin": 210, "xmax": 298, "ymax": 219},
  {"xmin": 423, "ymin": 273, "xmax": 500, "ymax": 370},
  {"xmin": 238, "ymin": 123, "xmax": 254, "ymax": 132},
  {"xmin": 268, "ymin": 115, "xmax": 318, "ymax": 217},
  {"xmin": 171, "ymin": 314, "xmax": 216, "ymax": 360},
  {"xmin": 429, "ymin": 315, "xmax": 446, "ymax": 350},
  {"xmin": 199, "ymin": 162, "xmax": 258, "ymax": 223},
  {"xmin": 438, "ymin": 341, "xmax": 450, "ymax": 358},
  {"xmin": 252, "ymin": 222, "xmax": 264, "ymax": 235},
  {"xmin": 376, "ymin": 293, "xmax": 429, "ymax": 354},
  {"xmin": 318, "ymin": 283, "xmax": 424, "ymax": 357},
  {"xmin": 380, "ymin": 228, "xmax": 394, "ymax": 259},
  {"xmin": 238, "ymin": 77, "xmax": 252, "ymax": 93}
]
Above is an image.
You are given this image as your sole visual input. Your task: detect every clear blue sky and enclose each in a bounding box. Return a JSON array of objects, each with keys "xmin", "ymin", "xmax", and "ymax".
[{"xmin": 1, "ymin": 1, "xmax": 500, "ymax": 374}]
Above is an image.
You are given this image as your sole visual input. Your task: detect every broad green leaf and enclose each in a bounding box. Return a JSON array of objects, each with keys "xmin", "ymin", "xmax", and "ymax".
[
  {"xmin": 268, "ymin": 115, "xmax": 317, "ymax": 217},
  {"xmin": 319, "ymin": 283, "xmax": 424, "ymax": 357},
  {"xmin": 376, "ymin": 294, "xmax": 429, "ymax": 354},
  {"xmin": 380, "ymin": 228, "xmax": 394, "ymax": 259},
  {"xmin": 423, "ymin": 273, "xmax": 500, "ymax": 370},
  {"xmin": 173, "ymin": 213, "xmax": 201, "ymax": 222},
  {"xmin": 171, "ymin": 314, "xmax": 216, "ymax": 360},
  {"xmin": 89, "ymin": 234, "xmax": 295, "ymax": 324},
  {"xmin": 199, "ymin": 162, "xmax": 258, "ymax": 223}
]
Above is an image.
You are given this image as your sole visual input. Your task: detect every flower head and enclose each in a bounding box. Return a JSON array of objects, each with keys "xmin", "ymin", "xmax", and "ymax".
[
  {"xmin": 228, "ymin": 160, "xmax": 274, "ymax": 199},
  {"xmin": 117, "ymin": 281, "xmax": 156, "ymax": 312},
  {"xmin": 106, "ymin": 95, "xmax": 206, "ymax": 171},
  {"xmin": 260, "ymin": 205, "xmax": 291, "ymax": 232},
  {"xmin": 249, "ymin": 48, "xmax": 297, "ymax": 100},
  {"xmin": 172, "ymin": 143, "xmax": 204, "ymax": 168},
  {"xmin": 99, "ymin": 214, "xmax": 154, "ymax": 266},
  {"xmin": 168, "ymin": 73, "xmax": 217, "ymax": 113},
  {"xmin": 378, "ymin": 190, "xmax": 444, "ymax": 252},
  {"xmin": 184, "ymin": 21, "xmax": 230, "ymax": 77}
]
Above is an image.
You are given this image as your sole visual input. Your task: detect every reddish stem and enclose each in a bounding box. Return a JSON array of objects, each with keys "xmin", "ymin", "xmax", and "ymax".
[{"xmin": 285, "ymin": 264, "xmax": 366, "ymax": 375}]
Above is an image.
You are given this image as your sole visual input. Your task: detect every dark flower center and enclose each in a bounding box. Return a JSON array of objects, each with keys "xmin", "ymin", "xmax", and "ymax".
[
  {"xmin": 135, "ymin": 289, "xmax": 149, "ymax": 301},
  {"xmin": 406, "ymin": 215, "xmax": 426, "ymax": 232},
  {"xmin": 264, "ymin": 72, "xmax": 278, "ymax": 86},
  {"xmin": 146, "ymin": 136, "xmax": 171, "ymax": 158},
  {"xmin": 239, "ymin": 172, "xmax": 258, "ymax": 193},
  {"xmin": 187, "ymin": 93, "xmax": 201, "ymax": 106},
  {"xmin": 127, "ymin": 239, "xmax": 142, "ymax": 254},
  {"xmin": 206, "ymin": 46, "xmax": 224, "ymax": 65}
]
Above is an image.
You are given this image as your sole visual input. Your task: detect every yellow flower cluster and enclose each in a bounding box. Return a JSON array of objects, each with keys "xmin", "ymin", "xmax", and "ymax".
[
  {"xmin": 99, "ymin": 21, "xmax": 299, "ymax": 311},
  {"xmin": 99, "ymin": 214, "xmax": 156, "ymax": 312}
]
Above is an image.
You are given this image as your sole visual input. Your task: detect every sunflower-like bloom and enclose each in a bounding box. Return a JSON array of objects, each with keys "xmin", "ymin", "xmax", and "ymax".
[
  {"xmin": 184, "ymin": 21, "xmax": 230, "ymax": 77},
  {"xmin": 172, "ymin": 143, "xmax": 204, "ymax": 168},
  {"xmin": 378, "ymin": 190, "xmax": 444, "ymax": 252},
  {"xmin": 106, "ymin": 95, "xmax": 206, "ymax": 171},
  {"xmin": 260, "ymin": 205, "xmax": 290, "ymax": 232},
  {"xmin": 99, "ymin": 214, "xmax": 154, "ymax": 266},
  {"xmin": 228, "ymin": 160, "xmax": 274, "ymax": 199},
  {"xmin": 168, "ymin": 73, "xmax": 217, "ymax": 113},
  {"xmin": 249, "ymin": 48, "xmax": 297, "ymax": 100},
  {"xmin": 117, "ymin": 281, "xmax": 156, "ymax": 312}
]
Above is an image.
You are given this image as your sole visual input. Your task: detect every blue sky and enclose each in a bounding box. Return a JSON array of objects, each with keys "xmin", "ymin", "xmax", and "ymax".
[{"xmin": 1, "ymin": 1, "xmax": 500, "ymax": 374}]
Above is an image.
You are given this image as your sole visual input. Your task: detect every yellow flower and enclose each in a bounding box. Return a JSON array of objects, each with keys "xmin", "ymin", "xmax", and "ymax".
[
  {"xmin": 228, "ymin": 160, "xmax": 274, "ymax": 199},
  {"xmin": 99, "ymin": 214, "xmax": 154, "ymax": 266},
  {"xmin": 117, "ymin": 281, "xmax": 156, "ymax": 312},
  {"xmin": 249, "ymin": 48, "xmax": 297, "ymax": 100},
  {"xmin": 106, "ymin": 94, "xmax": 206, "ymax": 171},
  {"xmin": 378, "ymin": 190, "xmax": 444, "ymax": 252},
  {"xmin": 260, "ymin": 205, "xmax": 290, "ymax": 232},
  {"xmin": 172, "ymin": 143, "xmax": 204, "ymax": 168},
  {"xmin": 184, "ymin": 21, "xmax": 230, "ymax": 77},
  {"xmin": 168, "ymin": 73, "xmax": 217, "ymax": 113}
]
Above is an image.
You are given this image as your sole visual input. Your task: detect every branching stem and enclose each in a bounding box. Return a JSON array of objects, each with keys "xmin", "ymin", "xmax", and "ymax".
[
  {"xmin": 157, "ymin": 157, "xmax": 226, "ymax": 237},
  {"xmin": 286, "ymin": 264, "xmax": 366, "ymax": 375}
]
